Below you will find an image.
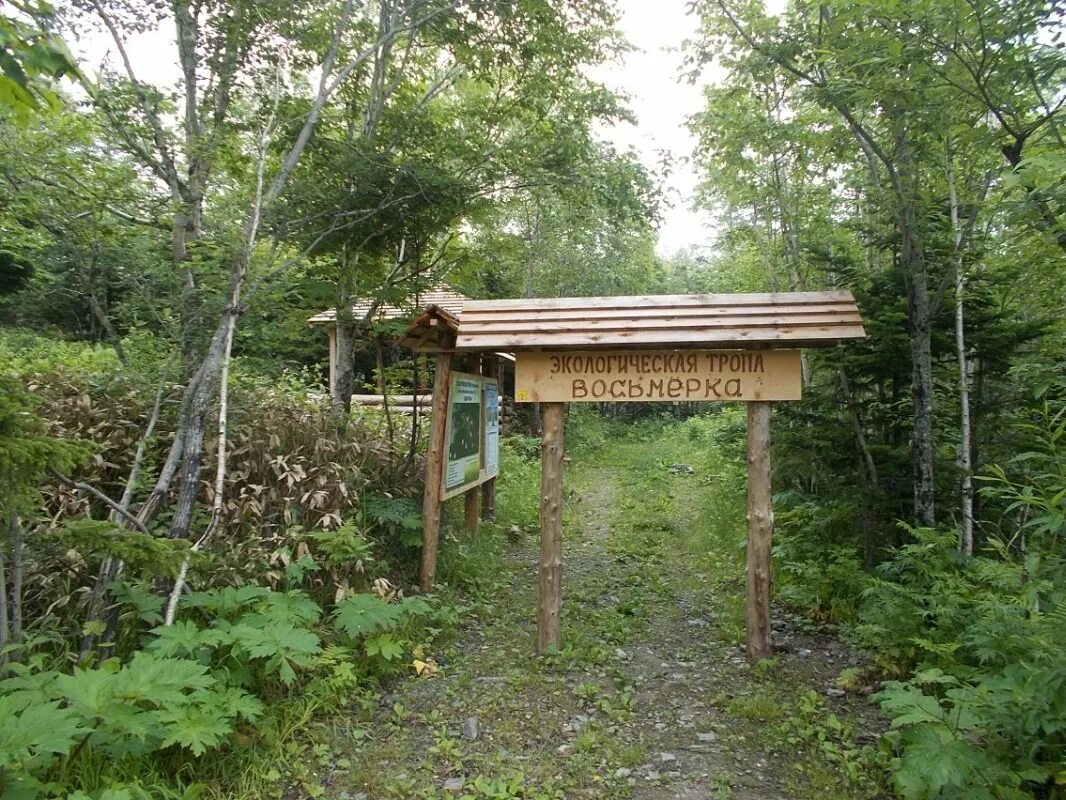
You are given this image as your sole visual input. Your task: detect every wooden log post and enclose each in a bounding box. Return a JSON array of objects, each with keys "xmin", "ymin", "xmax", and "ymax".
[
  {"xmin": 480, "ymin": 354, "xmax": 499, "ymax": 522},
  {"xmin": 480, "ymin": 473, "xmax": 496, "ymax": 522},
  {"xmin": 464, "ymin": 487, "xmax": 480, "ymax": 535},
  {"xmin": 746, "ymin": 400, "xmax": 773, "ymax": 662},
  {"xmin": 327, "ymin": 326, "xmax": 337, "ymax": 395},
  {"xmin": 537, "ymin": 402, "xmax": 565, "ymax": 654},
  {"xmin": 463, "ymin": 354, "xmax": 482, "ymax": 535},
  {"xmin": 420, "ymin": 352, "xmax": 453, "ymax": 592}
]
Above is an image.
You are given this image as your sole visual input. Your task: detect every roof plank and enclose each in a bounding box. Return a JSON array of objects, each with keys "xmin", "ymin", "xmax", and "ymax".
[
  {"xmin": 460, "ymin": 326, "xmax": 867, "ymax": 351},
  {"xmin": 460, "ymin": 291, "xmax": 851, "ymax": 311},
  {"xmin": 459, "ymin": 313, "xmax": 863, "ymax": 334},
  {"xmin": 459, "ymin": 304, "xmax": 857, "ymax": 324},
  {"xmin": 398, "ymin": 291, "xmax": 866, "ymax": 352}
]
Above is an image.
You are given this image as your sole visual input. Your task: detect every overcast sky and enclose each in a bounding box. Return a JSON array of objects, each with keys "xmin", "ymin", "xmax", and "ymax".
[
  {"xmin": 75, "ymin": 1, "xmax": 724, "ymax": 259},
  {"xmin": 590, "ymin": 0, "xmax": 718, "ymax": 258}
]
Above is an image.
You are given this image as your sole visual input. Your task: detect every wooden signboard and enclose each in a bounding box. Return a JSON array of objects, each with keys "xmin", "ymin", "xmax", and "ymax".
[
  {"xmin": 514, "ymin": 349, "xmax": 802, "ymax": 403},
  {"xmin": 441, "ymin": 372, "xmax": 500, "ymax": 501}
]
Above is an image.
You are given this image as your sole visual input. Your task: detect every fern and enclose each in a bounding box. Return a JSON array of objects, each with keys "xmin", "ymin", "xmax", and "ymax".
[{"xmin": 363, "ymin": 495, "xmax": 421, "ymax": 531}]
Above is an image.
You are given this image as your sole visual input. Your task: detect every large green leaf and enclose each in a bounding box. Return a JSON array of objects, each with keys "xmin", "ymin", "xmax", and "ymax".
[{"xmin": 332, "ymin": 594, "xmax": 406, "ymax": 638}]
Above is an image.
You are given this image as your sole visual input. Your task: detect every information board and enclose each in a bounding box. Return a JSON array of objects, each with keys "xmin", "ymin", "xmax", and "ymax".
[
  {"xmin": 483, "ymin": 381, "xmax": 499, "ymax": 476},
  {"xmin": 441, "ymin": 372, "xmax": 500, "ymax": 500},
  {"xmin": 514, "ymin": 349, "xmax": 802, "ymax": 403}
]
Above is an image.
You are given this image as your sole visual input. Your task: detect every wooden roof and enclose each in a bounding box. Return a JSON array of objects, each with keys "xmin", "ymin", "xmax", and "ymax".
[
  {"xmin": 308, "ymin": 284, "xmax": 468, "ymax": 325},
  {"xmin": 447, "ymin": 291, "xmax": 865, "ymax": 351},
  {"xmin": 399, "ymin": 304, "xmax": 461, "ymax": 352}
]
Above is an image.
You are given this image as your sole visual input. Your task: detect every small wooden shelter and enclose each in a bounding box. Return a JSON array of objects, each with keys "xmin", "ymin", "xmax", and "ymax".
[
  {"xmin": 309, "ymin": 284, "xmax": 469, "ymax": 392},
  {"xmin": 401, "ymin": 291, "xmax": 865, "ymax": 660}
]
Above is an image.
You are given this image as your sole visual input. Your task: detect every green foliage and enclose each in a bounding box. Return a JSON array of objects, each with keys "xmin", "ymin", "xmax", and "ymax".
[
  {"xmin": 456, "ymin": 772, "xmax": 564, "ymax": 800},
  {"xmin": 158, "ymin": 586, "xmax": 324, "ymax": 688},
  {"xmin": 774, "ymin": 500, "xmax": 870, "ymax": 623},
  {"xmin": 861, "ymin": 399, "xmax": 1066, "ymax": 798},
  {"xmin": 0, "ymin": 652, "xmax": 260, "ymax": 797},
  {"xmin": 0, "ymin": 695, "xmax": 85, "ymax": 799},
  {"xmin": 875, "ymin": 659, "xmax": 1066, "ymax": 800},
  {"xmin": 0, "ymin": 1, "xmax": 86, "ymax": 118},
  {"xmin": 42, "ymin": 520, "xmax": 191, "ymax": 577},
  {"xmin": 333, "ymin": 593, "xmax": 433, "ymax": 664},
  {"xmin": 493, "ymin": 437, "xmax": 544, "ymax": 532},
  {"xmin": 363, "ymin": 495, "xmax": 423, "ymax": 548},
  {"xmin": 980, "ymin": 396, "xmax": 1066, "ymax": 551}
]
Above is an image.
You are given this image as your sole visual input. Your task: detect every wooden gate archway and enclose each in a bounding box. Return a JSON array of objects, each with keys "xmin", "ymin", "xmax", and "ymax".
[{"xmin": 401, "ymin": 292, "xmax": 865, "ymax": 661}]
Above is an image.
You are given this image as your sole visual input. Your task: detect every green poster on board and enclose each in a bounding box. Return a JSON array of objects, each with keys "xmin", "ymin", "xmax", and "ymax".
[
  {"xmin": 443, "ymin": 374, "xmax": 483, "ymax": 495},
  {"xmin": 441, "ymin": 372, "xmax": 499, "ymax": 499}
]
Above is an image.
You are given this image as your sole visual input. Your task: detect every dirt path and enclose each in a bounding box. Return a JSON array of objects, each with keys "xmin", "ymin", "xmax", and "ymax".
[{"xmin": 323, "ymin": 455, "xmax": 885, "ymax": 800}]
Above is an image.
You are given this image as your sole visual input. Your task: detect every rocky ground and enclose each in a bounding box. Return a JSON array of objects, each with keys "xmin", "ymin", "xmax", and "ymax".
[{"xmin": 321, "ymin": 445, "xmax": 888, "ymax": 800}]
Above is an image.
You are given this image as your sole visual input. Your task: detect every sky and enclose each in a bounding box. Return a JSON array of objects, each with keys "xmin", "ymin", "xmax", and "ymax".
[
  {"xmin": 74, "ymin": 0, "xmax": 725, "ymax": 259},
  {"xmin": 590, "ymin": 0, "xmax": 719, "ymax": 258}
]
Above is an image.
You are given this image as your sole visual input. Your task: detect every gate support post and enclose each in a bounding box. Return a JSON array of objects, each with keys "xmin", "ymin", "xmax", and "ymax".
[
  {"xmin": 420, "ymin": 352, "xmax": 452, "ymax": 592},
  {"xmin": 480, "ymin": 354, "xmax": 499, "ymax": 522},
  {"xmin": 746, "ymin": 400, "xmax": 773, "ymax": 661},
  {"xmin": 537, "ymin": 402, "xmax": 565, "ymax": 654},
  {"xmin": 462, "ymin": 355, "xmax": 482, "ymax": 535}
]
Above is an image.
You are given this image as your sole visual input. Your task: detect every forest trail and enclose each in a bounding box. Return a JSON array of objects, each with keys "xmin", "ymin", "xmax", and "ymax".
[{"xmin": 325, "ymin": 435, "xmax": 885, "ymax": 800}]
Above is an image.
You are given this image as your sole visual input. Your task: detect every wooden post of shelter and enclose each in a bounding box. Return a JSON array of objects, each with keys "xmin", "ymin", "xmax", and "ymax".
[
  {"xmin": 537, "ymin": 402, "xmax": 565, "ymax": 653},
  {"xmin": 326, "ymin": 326, "xmax": 337, "ymax": 395},
  {"xmin": 419, "ymin": 351, "xmax": 452, "ymax": 592},
  {"xmin": 746, "ymin": 401, "xmax": 773, "ymax": 661}
]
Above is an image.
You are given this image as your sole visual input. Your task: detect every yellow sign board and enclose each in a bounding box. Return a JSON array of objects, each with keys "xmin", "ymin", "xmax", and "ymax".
[{"xmin": 514, "ymin": 350, "xmax": 802, "ymax": 403}]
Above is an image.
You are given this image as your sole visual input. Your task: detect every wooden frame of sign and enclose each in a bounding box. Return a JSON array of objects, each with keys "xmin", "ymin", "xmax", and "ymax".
[
  {"xmin": 440, "ymin": 371, "xmax": 500, "ymax": 502},
  {"xmin": 401, "ymin": 293, "xmax": 866, "ymax": 661}
]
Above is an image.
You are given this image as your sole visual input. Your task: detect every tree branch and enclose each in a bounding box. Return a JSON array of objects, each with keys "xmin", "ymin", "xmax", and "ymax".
[{"xmin": 47, "ymin": 470, "xmax": 149, "ymax": 534}]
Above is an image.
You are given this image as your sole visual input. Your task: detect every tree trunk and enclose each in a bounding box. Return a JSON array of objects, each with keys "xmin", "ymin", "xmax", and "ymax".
[
  {"xmin": 165, "ymin": 265, "xmax": 246, "ymax": 542},
  {"xmin": 333, "ymin": 318, "xmax": 357, "ymax": 415},
  {"xmin": 165, "ymin": 304, "xmax": 236, "ymax": 624},
  {"xmin": 901, "ymin": 201, "xmax": 936, "ymax": 528},
  {"xmin": 839, "ymin": 368, "xmax": 879, "ymax": 567},
  {"xmin": 954, "ymin": 266, "xmax": 973, "ymax": 554},
  {"xmin": 871, "ymin": 123, "xmax": 937, "ymax": 531},
  {"xmin": 945, "ymin": 146, "xmax": 979, "ymax": 554},
  {"xmin": 420, "ymin": 353, "xmax": 452, "ymax": 592},
  {"xmin": 0, "ymin": 516, "xmax": 9, "ymax": 664},
  {"xmin": 376, "ymin": 337, "xmax": 396, "ymax": 447},
  {"xmin": 8, "ymin": 513, "xmax": 23, "ymax": 661},
  {"xmin": 332, "ymin": 243, "xmax": 359, "ymax": 414}
]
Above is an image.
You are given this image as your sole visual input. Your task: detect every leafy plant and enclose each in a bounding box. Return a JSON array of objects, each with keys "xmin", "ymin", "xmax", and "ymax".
[
  {"xmin": 332, "ymin": 593, "xmax": 433, "ymax": 664},
  {"xmin": 875, "ymin": 661, "xmax": 1066, "ymax": 800},
  {"xmin": 0, "ymin": 652, "xmax": 262, "ymax": 798}
]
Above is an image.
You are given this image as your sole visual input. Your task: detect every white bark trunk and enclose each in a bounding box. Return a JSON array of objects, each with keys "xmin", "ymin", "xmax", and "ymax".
[{"xmin": 947, "ymin": 151, "xmax": 974, "ymax": 556}]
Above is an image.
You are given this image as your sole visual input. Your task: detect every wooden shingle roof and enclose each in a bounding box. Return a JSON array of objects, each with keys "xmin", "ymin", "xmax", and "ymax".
[
  {"xmin": 451, "ymin": 292, "xmax": 865, "ymax": 351},
  {"xmin": 398, "ymin": 304, "xmax": 461, "ymax": 352},
  {"xmin": 308, "ymin": 284, "xmax": 468, "ymax": 325}
]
